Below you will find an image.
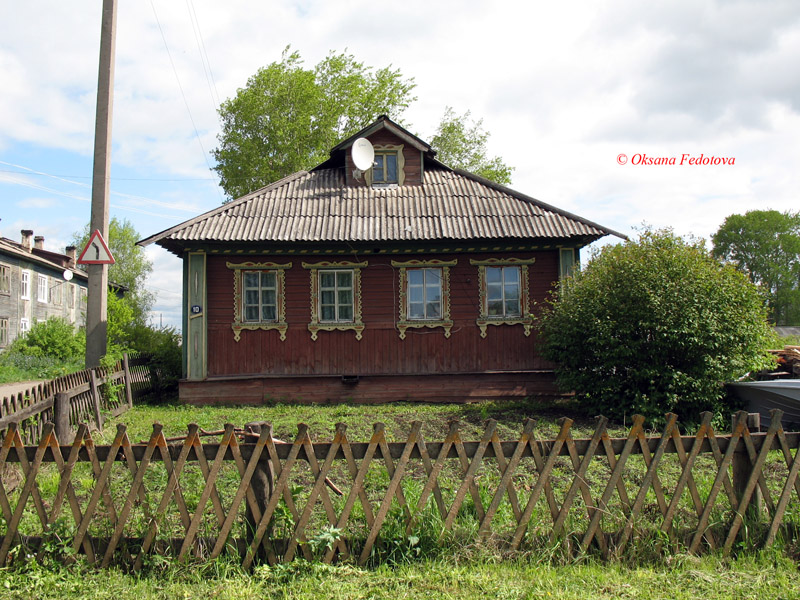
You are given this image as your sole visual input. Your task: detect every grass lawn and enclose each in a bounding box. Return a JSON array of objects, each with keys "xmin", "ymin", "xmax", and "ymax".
[{"xmin": 2, "ymin": 398, "xmax": 799, "ymax": 599}]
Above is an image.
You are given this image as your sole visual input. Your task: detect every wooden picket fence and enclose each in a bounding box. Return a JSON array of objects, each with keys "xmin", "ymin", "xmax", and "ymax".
[
  {"xmin": 0, "ymin": 410, "xmax": 799, "ymax": 569},
  {"xmin": 0, "ymin": 353, "xmax": 156, "ymax": 444}
]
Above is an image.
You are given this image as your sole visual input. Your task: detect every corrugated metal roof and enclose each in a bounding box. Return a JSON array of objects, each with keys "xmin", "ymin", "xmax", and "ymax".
[{"xmin": 141, "ymin": 168, "xmax": 622, "ymax": 251}]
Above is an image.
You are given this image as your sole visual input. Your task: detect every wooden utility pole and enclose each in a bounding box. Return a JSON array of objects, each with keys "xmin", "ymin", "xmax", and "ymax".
[{"xmin": 86, "ymin": 0, "xmax": 118, "ymax": 368}]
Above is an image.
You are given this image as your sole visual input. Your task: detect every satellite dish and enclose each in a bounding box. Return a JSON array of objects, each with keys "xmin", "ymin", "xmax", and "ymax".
[
  {"xmin": 351, "ymin": 138, "xmax": 375, "ymax": 171},
  {"xmin": 63, "ymin": 270, "xmax": 73, "ymax": 282}
]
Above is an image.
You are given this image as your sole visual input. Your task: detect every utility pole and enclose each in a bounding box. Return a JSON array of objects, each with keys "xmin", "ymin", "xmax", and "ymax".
[{"xmin": 85, "ymin": 0, "xmax": 118, "ymax": 368}]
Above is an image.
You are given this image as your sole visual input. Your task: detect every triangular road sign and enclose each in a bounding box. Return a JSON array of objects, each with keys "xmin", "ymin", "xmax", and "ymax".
[{"xmin": 78, "ymin": 229, "xmax": 115, "ymax": 265}]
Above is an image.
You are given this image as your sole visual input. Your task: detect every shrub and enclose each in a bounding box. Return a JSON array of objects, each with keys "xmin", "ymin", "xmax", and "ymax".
[
  {"xmin": 538, "ymin": 229, "xmax": 776, "ymax": 423},
  {"xmin": 4, "ymin": 317, "xmax": 85, "ymax": 362}
]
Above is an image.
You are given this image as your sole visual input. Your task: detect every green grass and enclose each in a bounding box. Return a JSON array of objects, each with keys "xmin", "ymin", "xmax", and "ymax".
[{"xmin": 1, "ymin": 551, "xmax": 799, "ymax": 599}]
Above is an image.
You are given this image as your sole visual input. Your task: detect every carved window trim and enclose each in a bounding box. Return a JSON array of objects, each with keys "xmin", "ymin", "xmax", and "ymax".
[
  {"xmin": 227, "ymin": 261, "xmax": 291, "ymax": 342},
  {"xmin": 391, "ymin": 259, "xmax": 456, "ymax": 339},
  {"xmin": 470, "ymin": 258, "xmax": 535, "ymax": 338},
  {"xmin": 302, "ymin": 260, "xmax": 367, "ymax": 341},
  {"xmin": 365, "ymin": 144, "xmax": 405, "ymax": 187}
]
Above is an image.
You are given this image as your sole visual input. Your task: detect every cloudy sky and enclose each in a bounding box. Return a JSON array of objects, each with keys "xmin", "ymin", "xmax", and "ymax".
[{"xmin": 1, "ymin": 0, "xmax": 798, "ymax": 328}]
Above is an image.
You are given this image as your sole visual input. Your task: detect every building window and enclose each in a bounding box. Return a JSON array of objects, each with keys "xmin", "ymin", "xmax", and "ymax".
[
  {"xmin": 407, "ymin": 268, "xmax": 443, "ymax": 320},
  {"xmin": 392, "ymin": 259, "xmax": 456, "ymax": 339},
  {"xmin": 471, "ymin": 258, "xmax": 535, "ymax": 338},
  {"xmin": 0, "ymin": 318, "xmax": 8, "ymax": 347},
  {"xmin": 37, "ymin": 274, "xmax": 48, "ymax": 303},
  {"xmin": 227, "ymin": 261, "xmax": 290, "ymax": 342},
  {"xmin": 51, "ymin": 279, "xmax": 63, "ymax": 306},
  {"xmin": 486, "ymin": 266, "xmax": 521, "ymax": 317},
  {"xmin": 366, "ymin": 144, "xmax": 405, "ymax": 187},
  {"xmin": 303, "ymin": 260, "xmax": 367, "ymax": 340},
  {"xmin": 67, "ymin": 283, "xmax": 75, "ymax": 309},
  {"xmin": 21, "ymin": 270, "xmax": 30, "ymax": 300},
  {"xmin": 20, "ymin": 318, "xmax": 30, "ymax": 335},
  {"xmin": 0, "ymin": 264, "xmax": 10, "ymax": 295},
  {"xmin": 559, "ymin": 247, "xmax": 578, "ymax": 279}
]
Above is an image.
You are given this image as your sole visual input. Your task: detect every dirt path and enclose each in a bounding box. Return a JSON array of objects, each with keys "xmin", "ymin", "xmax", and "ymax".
[{"xmin": 0, "ymin": 380, "xmax": 48, "ymax": 400}]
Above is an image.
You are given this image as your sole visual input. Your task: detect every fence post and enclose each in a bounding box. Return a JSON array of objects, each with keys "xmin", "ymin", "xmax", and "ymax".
[
  {"xmin": 731, "ymin": 412, "xmax": 762, "ymax": 520},
  {"xmin": 89, "ymin": 369, "xmax": 104, "ymax": 431},
  {"xmin": 54, "ymin": 392, "xmax": 72, "ymax": 444},
  {"xmin": 122, "ymin": 353, "xmax": 133, "ymax": 409},
  {"xmin": 244, "ymin": 421, "xmax": 274, "ymax": 549}
]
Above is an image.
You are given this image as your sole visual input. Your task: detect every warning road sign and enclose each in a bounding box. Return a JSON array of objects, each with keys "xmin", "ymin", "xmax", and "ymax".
[{"xmin": 78, "ymin": 230, "xmax": 115, "ymax": 265}]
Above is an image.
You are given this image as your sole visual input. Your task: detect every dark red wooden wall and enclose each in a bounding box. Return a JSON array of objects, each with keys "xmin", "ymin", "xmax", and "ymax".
[{"xmin": 205, "ymin": 250, "xmax": 558, "ymax": 378}]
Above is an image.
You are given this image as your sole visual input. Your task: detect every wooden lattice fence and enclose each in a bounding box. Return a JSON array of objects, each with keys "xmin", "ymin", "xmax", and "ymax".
[{"xmin": 0, "ymin": 410, "xmax": 799, "ymax": 568}]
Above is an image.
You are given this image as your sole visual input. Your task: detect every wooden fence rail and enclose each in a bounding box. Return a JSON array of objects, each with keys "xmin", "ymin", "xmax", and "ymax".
[
  {"xmin": 0, "ymin": 353, "xmax": 157, "ymax": 444},
  {"xmin": 0, "ymin": 410, "xmax": 799, "ymax": 569}
]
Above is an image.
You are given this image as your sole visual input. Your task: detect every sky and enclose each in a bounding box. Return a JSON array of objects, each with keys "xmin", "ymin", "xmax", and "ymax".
[{"xmin": 1, "ymin": 0, "xmax": 799, "ymax": 329}]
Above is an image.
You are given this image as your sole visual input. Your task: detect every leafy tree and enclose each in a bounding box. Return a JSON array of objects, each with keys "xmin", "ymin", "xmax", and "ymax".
[
  {"xmin": 429, "ymin": 107, "xmax": 514, "ymax": 185},
  {"xmin": 712, "ymin": 209, "xmax": 800, "ymax": 325},
  {"xmin": 212, "ymin": 48, "xmax": 417, "ymax": 199},
  {"xmin": 538, "ymin": 229, "xmax": 775, "ymax": 424},
  {"xmin": 71, "ymin": 217, "xmax": 154, "ymax": 327}
]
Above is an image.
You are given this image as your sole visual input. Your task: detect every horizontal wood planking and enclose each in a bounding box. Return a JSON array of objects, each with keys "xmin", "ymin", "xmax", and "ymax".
[{"xmin": 206, "ymin": 250, "xmax": 557, "ymax": 380}]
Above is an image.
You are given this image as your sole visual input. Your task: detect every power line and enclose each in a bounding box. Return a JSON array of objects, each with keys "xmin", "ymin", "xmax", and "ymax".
[
  {"xmin": 186, "ymin": 0, "xmax": 220, "ymax": 110},
  {"xmin": 149, "ymin": 0, "xmax": 225, "ymax": 204}
]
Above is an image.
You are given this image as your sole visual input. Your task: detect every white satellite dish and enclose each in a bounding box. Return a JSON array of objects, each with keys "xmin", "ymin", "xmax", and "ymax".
[
  {"xmin": 351, "ymin": 138, "xmax": 375, "ymax": 171},
  {"xmin": 62, "ymin": 270, "xmax": 73, "ymax": 282}
]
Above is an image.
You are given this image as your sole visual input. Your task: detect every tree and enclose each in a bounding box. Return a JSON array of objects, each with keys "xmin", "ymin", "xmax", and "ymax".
[
  {"xmin": 538, "ymin": 229, "xmax": 775, "ymax": 423},
  {"xmin": 429, "ymin": 107, "xmax": 514, "ymax": 185},
  {"xmin": 71, "ymin": 218, "xmax": 154, "ymax": 327},
  {"xmin": 212, "ymin": 48, "xmax": 417, "ymax": 200},
  {"xmin": 712, "ymin": 209, "xmax": 800, "ymax": 325}
]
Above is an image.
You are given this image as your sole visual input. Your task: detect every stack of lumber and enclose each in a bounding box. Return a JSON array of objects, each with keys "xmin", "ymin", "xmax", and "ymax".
[{"xmin": 767, "ymin": 345, "xmax": 800, "ymax": 378}]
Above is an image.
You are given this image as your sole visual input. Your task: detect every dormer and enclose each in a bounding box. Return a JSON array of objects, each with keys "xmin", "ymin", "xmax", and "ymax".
[{"xmin": 315, "ymin": 115, "xmax": 434, "ymax": 188}]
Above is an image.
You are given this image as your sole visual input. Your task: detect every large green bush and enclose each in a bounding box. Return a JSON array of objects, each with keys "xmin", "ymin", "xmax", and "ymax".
[
  {"xmin": 0, "ymin": 317, "xmax": 85, "ymax": 379},
  {"xmin": 538, "ymin": 229, "xmax": 775, "ymax": 423}
]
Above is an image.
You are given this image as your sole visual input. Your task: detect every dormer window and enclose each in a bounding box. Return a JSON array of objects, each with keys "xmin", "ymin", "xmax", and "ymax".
[
  {"xmin": 373, "ymin": 152, "xmax": 397, "ymax": 184},
  {"xmin": 366, "ymin": 144, "xmax": 405, "ymax": 187}
]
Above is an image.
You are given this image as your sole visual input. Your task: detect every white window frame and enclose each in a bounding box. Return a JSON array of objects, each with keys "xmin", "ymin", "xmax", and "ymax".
[
  {"xmin": 471, "ymin": 258, "xmax": 535, "ymax": 338},
  {"xmin": 485, "ymin": 266, "xmax": 522, "ymax": 318},
  {"xmin": 392, "ymin": 259, "xmax": 456, "ymax": 339},
  {"xmin": 226, "ymin": 261, "xmax": 291, "ymax": 342},
  {"xmin": 21, "ymin": 270, "xmax": 31, "ymax": 300},
  {"xmin": 406, "ymin": 267, "xmax": 444, "ymax": 321},
  {"xmin": 20, "ymin": 318, "xmax": 30, "ymax": 335},
  {"xmin": 366, "ymin": 144, "xmax": 405, "ymax": 187},
  {"xmin": 318, "ymin": 269, "xmax": 355, "ymax": 323},
  {"xmin": 302, "ymin": 260, "xmax": 366, "ymax": 341},
  {"xmin": 0, "ymin": 317, "xmax": 8, "ymax": 347},
  {"xmin": 37, "ymin": 274, "xmax": 48, "ymax": 303}
]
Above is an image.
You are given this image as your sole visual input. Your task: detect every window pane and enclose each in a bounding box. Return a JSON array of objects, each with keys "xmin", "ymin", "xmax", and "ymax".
[
  {"xmin": 426, "ymin": 302, "xmax": 441, "ymax": 318},
  {"xmin": 321, "ymin": 305, "xmax": 336, "ymax": 321},
  {"xmin": 262, "ymin": 305, "xmax": 276, "ymax": 321},
  {"xmin": 244, "ymin": 272, "xmax": 259, "ymax": 288},
  {"xmin": 338, "ymin": 289, "xmax": 353, "ymax": 307},
  {"xmin": 321, "ymin": 290, "xmax": 335, "ymax": 305},
  {"xmin": 373, "ymin": 155, "xmax": 384, "ymax": 182},
  {"xmin": 385, "ymin": 154, "xmax": 397, "ymax": 182},
  {"xmin": 407, "ymin": 269, "xmax": 423, "ymax": 285},
  {"xmin": 245, "ymin": 290, "xmax": 259, "ymax": 305},
  {"xmin": 487, "ymin": 283, "xmax": 503, "ymax": 302},
  {"xmin": 261, "ymin": 272, "xmax": 276, "ymax": 288},
  {"xmin": 263, "ymin": 290, "xmax": 276, "ymax": 305},
  {"xmin": 486, "ymin": 267, "xmax": 502, "ymax": 284},
  {"xmin": 506, "ymin": 299, "xmax": 521, "ymax": 316},
  {"xmin": 337, "ymin": 271, "xmax": 352, "ymax": 288},
  {"xmin": 504, "ymin": 267, "xmax": 519, "ymax": 284},
  {"xmin": 488, "ymin": 300, "xmax": 504, "ymax": 316},
  {"xmin": 409, "ymin": 286, "xmax": 423, "ymax": 304},
  {"xmin": 320, "ymin": 272, "xmax": 335, "ymax": 288},
  {"xmin": 245, "ymin": 306, "xmax": 259, "ymax": 321},
  {"xmin": 339, "ymin": 305, "xmax": 353, "ymax": 321},
  {"xmin": 409, "ymin": 302, "xmax": 424, "ymax": 319}
]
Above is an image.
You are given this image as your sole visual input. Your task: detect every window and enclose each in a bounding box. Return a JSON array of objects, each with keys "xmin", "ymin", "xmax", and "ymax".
[
  {"xmin": 407, "ymin": 268, "xmax": 442, "ymax": 320},
  {"xmin": 471, "ymin": 258, "xmax": 535, "ymax": 338},
  {"xmin": 0, "ymin": 318, "xmax": 8, "ymax": 347},
  {"xmin": 485, "ymin": 266, "xmax": 521, "ymax": 317},
  {"xmin": 20, "ymin": 318, "xmax": 30, "ymax": 335},
  {"xmin": 243, "ymin": 271, "xmax": 278, "ymax": 322},
  {"xmin": 392, "ymin": 259, "xmax": 456, "ymax": 339},
  {"xmin": 227, "ymin": 261, "xmax": 290, "ymax": 342},
  {"xmin": 303, "ymin": 260, "xmax": 367, "ymax": 340},
  {"xmin": 373, "ymin": 152, "xmax": 398, "ymax": 184},
  {"xmin": 67, "ymin": 283, "xmax": 75, "ymax": 309},
  {"xmin": 21, "ymin": 270, "xmax": 30, "ymax": 300},
  {"xmin": 366, "ymin": 144, "xmax": 405, "ymax": 187},
  {"xmin": 37, "ymin": 274, "xmax": 48, "ymax": 303},
  {"xmin": 0, "ymin": 264, "xmax": 9, "ymax": 295},
  {"xmin": 51, "ymin": 279, "xmax": 63, "ymax": 306},
  {"xmin": 559, "ymin": 247, "xmax": 577, "ymax": 279},
  {"xmin": 319, "ymin": 270, "xmax": 354, "ymax": 322}
]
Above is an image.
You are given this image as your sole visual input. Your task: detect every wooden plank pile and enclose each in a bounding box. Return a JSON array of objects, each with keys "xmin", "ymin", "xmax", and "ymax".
[{"xmin": 768, "ymin": 345, "xmax": 800, "ymax": 378}]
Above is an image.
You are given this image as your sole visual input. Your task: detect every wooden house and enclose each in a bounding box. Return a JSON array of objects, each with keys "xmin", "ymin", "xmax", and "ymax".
[{"xmin": 140, "ymin": 116, "xmax": 623, "ymax": 404}]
